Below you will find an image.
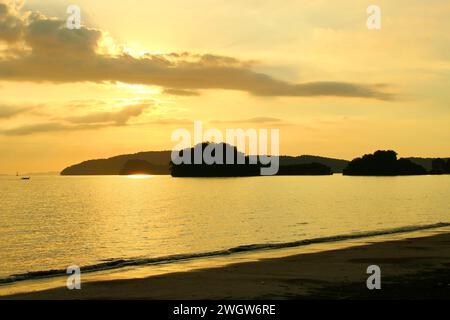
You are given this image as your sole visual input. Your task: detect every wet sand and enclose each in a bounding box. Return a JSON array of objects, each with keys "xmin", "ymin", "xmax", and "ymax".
[{"xmin": 3, "ymin": 231, "xmax": 450, "ymax": 300}]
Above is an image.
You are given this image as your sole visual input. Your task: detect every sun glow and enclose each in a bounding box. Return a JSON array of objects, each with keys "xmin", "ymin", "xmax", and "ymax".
[
  {"xmin": 127, "ymin": 174, "xmax": 154, "ymax": 179},
  {"xmin": 114, "ymin": 82, "xmax": 161, "ymax": 95}
]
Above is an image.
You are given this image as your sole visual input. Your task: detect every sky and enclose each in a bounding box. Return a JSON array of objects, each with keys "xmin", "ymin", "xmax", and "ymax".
[{"xmin": 0, "ymin": 0, "xmax": 449, "ymax": 173}]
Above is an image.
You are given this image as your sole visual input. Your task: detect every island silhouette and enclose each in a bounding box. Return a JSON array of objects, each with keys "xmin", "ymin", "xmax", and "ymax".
[
  {"xmin": 343, "ymin": 150, "xmax": 427, "ymax": 176},
  {"xmin": 430, "ymin": 158, "xmax": 450, "ymax": 174},
  {"xmin": 170, "ymin": 143, "xmax": 332, "ymax": 177},
  {"xmin": 59, "ymin": 145, "xmax": 449, "ymax": 177}
]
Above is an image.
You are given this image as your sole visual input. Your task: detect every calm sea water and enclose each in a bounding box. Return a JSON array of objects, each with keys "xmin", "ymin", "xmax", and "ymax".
[{"xmin": 0, "ymin": 174, "xmax": 449, "ymax": 281}]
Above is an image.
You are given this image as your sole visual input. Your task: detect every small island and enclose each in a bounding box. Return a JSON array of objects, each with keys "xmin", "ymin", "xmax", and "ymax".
[
  {"xmin": 170, "ymin": 142, "xmax": 333, "ymax": 177},
  {"xmin": 343, "ymin": 150, "xmax": 427, "ymax": 176}
]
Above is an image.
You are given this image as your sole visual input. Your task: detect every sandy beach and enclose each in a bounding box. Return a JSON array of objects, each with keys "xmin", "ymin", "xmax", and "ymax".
[{"xmin": 3, "ymin": 229, "xmax": 450, "ymax": 300}]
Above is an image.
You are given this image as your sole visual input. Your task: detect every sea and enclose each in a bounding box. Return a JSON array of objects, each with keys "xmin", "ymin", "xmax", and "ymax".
[{"xmin": 0, "ymin": 174, "xmax": 449, "ymax": 292}]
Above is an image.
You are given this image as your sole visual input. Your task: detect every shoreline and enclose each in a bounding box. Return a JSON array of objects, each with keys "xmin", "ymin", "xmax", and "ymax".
[
  {"xmin": 2, "ymin": 227, "xmax": 450, "ymax": 300},
  {"xmin": 2, "ymin": 222, "xmax": 447, "ymax": 287}
]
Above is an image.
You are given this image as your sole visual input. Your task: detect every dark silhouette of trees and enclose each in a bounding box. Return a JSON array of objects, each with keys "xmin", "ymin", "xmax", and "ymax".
[
  {"xmin": 343, "ymin": 150, "xmax": 427, "ymax": 176},
  {"xmin": 395, "ymin": 158, "xmax": 427, "ymax": 175},
  {"xmin": 170, "ymin": 142, "xmax": 333, "ymax": 177},
  {"xmin": 446, "ymin": 159, "xmax": 450, "ymax": 173},
  {"xmin": 430, "ymin": 158, "xmax": 447, "ymax": 174},
  {"xmin": 170, "ymin": 143, "xmax": 260, "ymax": 177}
]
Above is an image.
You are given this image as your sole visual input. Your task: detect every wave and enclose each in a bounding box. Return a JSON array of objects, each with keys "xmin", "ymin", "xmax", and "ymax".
[{"xmin": 1, "ymin": 222, "xmax": 449, "ymax": 285}]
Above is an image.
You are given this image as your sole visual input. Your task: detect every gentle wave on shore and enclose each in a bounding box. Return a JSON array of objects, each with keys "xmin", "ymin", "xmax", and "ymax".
[{"xmin": 1, "ymin": 222, "xmax": 448, "ymax": 286}]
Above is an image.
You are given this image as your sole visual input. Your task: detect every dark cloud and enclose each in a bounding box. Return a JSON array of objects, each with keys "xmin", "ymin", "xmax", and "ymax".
[
  {"xmin": 0, "ymin": 3, "xmax": 393, "ymax": 100},
  {"xmin": 0, "ymin": 3, "xmax": 24, "ymax": 43}
]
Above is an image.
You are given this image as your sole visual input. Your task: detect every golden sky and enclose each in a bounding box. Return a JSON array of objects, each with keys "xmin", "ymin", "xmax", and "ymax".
[{"xmin": 0, "ymin": 0, "xmax": 449, "ymax": 173}]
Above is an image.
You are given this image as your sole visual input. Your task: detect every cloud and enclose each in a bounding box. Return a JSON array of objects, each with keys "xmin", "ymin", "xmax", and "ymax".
[
  {"xmin": 1, "ymin": 103, "xmax": 150, "ymax": 135},
  {"xmin": 0, "ymin": 122, "xmax": 108, "ymax": 136},
  {"xmin": 64, "ymin": 103, "xmax": 149, "ymax": 125},
  {"xmin": 144, "ymin": 118, "xmax": 193, "ymax": 125},
  {"xmin": 141, "ymin": 117, "xmax": 287, "ymax": 126},
  {"xmin": 1, "ymin": 122, "xmax": 68, "ymax": 135},
  {"xmin": 0, "ymin": 3, "xmax": 393, "ymax": 100},
  {"xmin": 163, "ymin": 88, "xmax": 200, "ymax": 96},
  {"xmin": 0, "ymin": 103, "xmax": 29, "ymax": 118},
  {"xmin": 0, "ymin": 2, "xmax": 24, "ymax": 43},
  {"xmin": 210, "ymin": 117, "xmax": 290, "ymax": 125}
]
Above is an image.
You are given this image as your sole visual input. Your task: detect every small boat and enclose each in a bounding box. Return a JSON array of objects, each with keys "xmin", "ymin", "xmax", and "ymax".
[{"xmin": 17, "ymin": 172, "xmax": 30, "ymax": 180}]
